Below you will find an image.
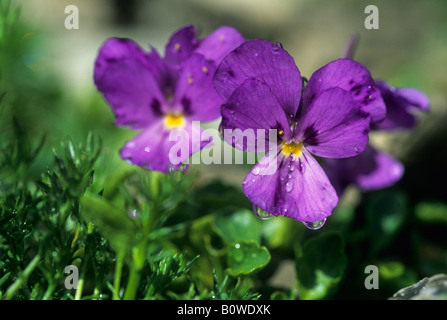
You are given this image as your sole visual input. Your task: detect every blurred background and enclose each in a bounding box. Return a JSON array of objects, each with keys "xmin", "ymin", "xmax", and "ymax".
[{"xmin": 2, "ymin": 0, "xmax": 447, "ymax": 299}]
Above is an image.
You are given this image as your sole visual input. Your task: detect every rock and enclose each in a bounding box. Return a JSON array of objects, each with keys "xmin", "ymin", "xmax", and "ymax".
[{"xmin": 389, "ymin": 274, "xmax": 447, "ymax": 300}]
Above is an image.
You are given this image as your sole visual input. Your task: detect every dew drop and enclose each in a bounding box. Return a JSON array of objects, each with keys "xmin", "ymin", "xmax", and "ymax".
[
  {"xmin": 354, "ymin": 146, "xmax": 359, "ymax": 153},
  {"xmin": 298, "ymin": 160, "xmax": 305, "ymax": 174},
  {"xmin": 302, "ymin": 218, "xmax": 327, "ymax": 230},
  {"xmin": 144, "ymin": 147, "xmax": 151, "ymax": 153},
  {"xmin": 232, "ymin": 243, "xmax": 244, "ymax": 262},
  {"xmin": 253, "ymin": 204, "xmax": 274, "ymax": 220},
  {"xmin": 285, "ymin": 181, "xmax": 294, "ymax": 193},
  {"xmin": 271, "ymin": 42, "xmax": 282, "ymax": 53},
  {"xmin": 252, "ymin": 167, "xmax": 261, "ymax": 175},
  {"xmin": 128, "ymin": 209, "xmax": 138, "ymax": 218}
]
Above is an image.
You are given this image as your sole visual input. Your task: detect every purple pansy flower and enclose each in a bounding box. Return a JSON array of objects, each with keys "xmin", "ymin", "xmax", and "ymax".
[
  {"xmin": 322, "ymin": 35, "xmax": 430, "ymax": 196},
  {"xmin": 213, "ymin": 40, "xmax": 382, "ymax": 223},
  {"xmin": 94, "ymin": 25, "xmax": 245, "ymax": 173},
  {"xmin": 324, "ymin": 80, "xmax": 429, "ymax": 196}
]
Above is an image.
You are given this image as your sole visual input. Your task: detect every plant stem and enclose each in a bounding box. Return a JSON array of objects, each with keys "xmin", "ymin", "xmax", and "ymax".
[
  {"xmin": 3, "ymin": 254, "xmax": 41, "ymax": 300},
  {"xmin": 42, "ymin": 282, "xmax": 56, "ymax": 300},
  {"xmin": 74, "ymin": 277, "xmax": 84, "ymax": 300},
  {"xmin": 123, "ymin": 266, "xmax": 142, "ymax": 300},
  {"xmin": 113, "ymin": 253, "xmax": 124, "ymax": 300}
]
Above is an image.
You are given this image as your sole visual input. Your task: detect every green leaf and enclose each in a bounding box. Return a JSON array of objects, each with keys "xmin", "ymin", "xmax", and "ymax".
[
  {"xmin": 213, "ymin": 209, "xmax": 262, "ymax": 244},
  {"xmin": 80, "ymin": 195, "xmax": 139, "ymax": 255},
  {"xmin": 144, "ymin": 252, "xmax": 198, "ymax": 298},
  {"xmin": 226, "ymin": 240, "xmax": 270, "ymax": 276},
  {"xmin": 295, "ymin": 232, "xmax": 347, "ymax": 300}
]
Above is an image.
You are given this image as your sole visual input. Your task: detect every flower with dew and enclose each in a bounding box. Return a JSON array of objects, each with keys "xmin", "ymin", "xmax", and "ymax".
[
  {"xmin": 324, "ymin": 80, "xmax": 429, "ymax": 196},
  {"xmin": 94, "ymin": 25, "xmax": 245, "ymax": 173},
  {"xmin": 213, "ymin": 40, "xmax": 385, "ymax": 224}
]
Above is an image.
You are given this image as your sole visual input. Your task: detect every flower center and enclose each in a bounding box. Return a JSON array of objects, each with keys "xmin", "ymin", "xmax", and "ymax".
[
  {"xmin": 164, "ymin": 114, "xmax": 185, "ymax": 129},
  {"xmin": 281, "ymin": 141, "xmax": 303, "ymax": 157}
]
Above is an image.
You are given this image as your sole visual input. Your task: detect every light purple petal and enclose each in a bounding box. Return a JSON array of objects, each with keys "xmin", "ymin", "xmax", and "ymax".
[
  {"xmin": 324, "ymin": 144, "xmax": 404, "ymax": 195},
  {"xmin": 303, "ymin": 58, "xmax": 386, "ymax": 123},
  {"xmin": 296, "ymin": 88, "xmax": 370, "ymax": 159},
  {"xmin": 243, "ymin": 147, "xmax": 338, "ymax": 222},
  {"xmin": 173, "ymin": 53, "xmax": 224, "ymax": 122},
  {"xmin": 213, "ymin": 39, "xmax": 302, "ymax": 118},
  {"xmin": 195, "ymin": 26, "xmax": 245, "ymax": 64},
  {"xmin": 355, "ymin": 148, "xmax": 404, "ymax": 191},
  {"xmin": 120, "ymin": 119, "xmax": 212, "ymax": 173},
  {"xmin": 373, "ymin": 80, "xmax": 429, "ymax": 130},
  {"xmin": 396, "ymin": 87, "xmax": 429, "ymax": 111},
  {"xmin": 164, "ymin": 25, "xmax": 198, "ymax": 68},
  {"xmin": 94, "ymin": 39, "xmax": 166, "ymax": 130},
  {"xmin": 220, "ymin": 78, "xmax": 292, "ymax": 152}
]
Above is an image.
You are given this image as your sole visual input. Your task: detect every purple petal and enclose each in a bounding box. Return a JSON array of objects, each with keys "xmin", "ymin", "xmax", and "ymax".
[
  {"xmin": 373, "ymin": 80, "xmax": 429, "ymax": 130},
  {"xmin": 94, "ymin": 39, "xmax": 166, "ymax": 130},
  {"xmin": 324, "ymin": 144, "xmax": 404, "ymax": 195},
  {"xmin": 173, "ymin": 53, "xmax": 224, "ymax": 122},
  {"xmin": 296, "ymin": 88, "xmax": 370, "ymax": 159},
  {"xmin": 120, "ymin": 119, "xmax": 212, "ymax": 173},
  {"xmin": 220, "ymin": 78, "xmax": 292, "ymax": 152},
  {"xmin": 195, "ymin": 26, "xmax": 245, "ymax": 64},
  {"xmin": 396, "ymin": 87, "xmax": 429, "ymax": 111},
  {"xmin": 303, "ymin": 58, "xmax": 386, "ymax": 123},
  {"xmin": 213, "ymin": 39, "xmax": 302, "ymax": 118},
  {"xmin": 243, "ymin": 147, "xmax": 338, "ymax": 222},
  {"xmin": 164, "ymin": 25, "xmax": 198, "ymax": 68},
  {"xmin": 94, "ymin": 38, "xmax": 147, "ymax": 84},
  {"xmin": 145, "ymin": 48, "xmax": 179, "ymax": 100}
]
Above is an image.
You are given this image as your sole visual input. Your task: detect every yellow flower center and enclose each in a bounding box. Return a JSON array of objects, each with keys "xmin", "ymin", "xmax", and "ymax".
[
  {"xmin": 281, "ymin": 141, "xmax": 303, "ymax": 157},
  {"xmin": 164, "ymin": 114, "xmax": 185, "ymax": 129}
]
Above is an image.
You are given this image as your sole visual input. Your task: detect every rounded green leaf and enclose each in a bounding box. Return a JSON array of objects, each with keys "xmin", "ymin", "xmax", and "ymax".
[
  {"xmin": 213, "ymin": 209, "xmax": 262, "ymax": 244},
  {"xmin": 226, "ymin": 240, "xmax": 271, "ymax": 276}
]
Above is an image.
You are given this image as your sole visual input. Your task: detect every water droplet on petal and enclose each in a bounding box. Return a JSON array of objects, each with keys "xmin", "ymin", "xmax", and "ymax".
[
  {"xmin": 302, "ymin": 218, "xmax": 327, "ymax": 230},
  {"xmin": 271, "ymin": 42, "xmax": 282, "ymax": 53},
  {"xmin": 144, "ymin": 147, "xmax": 151, "ymax": 153},
  {"xmin": 253, "ymin": 204, "xmax": 274, "ymax": 220},
  {"xmin": 252, "ymin": 167, "xmax": 261, "ymax": 175},
  {"xmin": 285, "ymin": 181, "xmax": 294, "ymax": 193},
  {"xmin": 354, "ymin": 146, "xmax": 359, "ymax": 153}
]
